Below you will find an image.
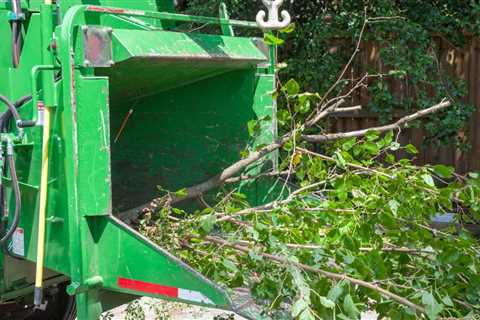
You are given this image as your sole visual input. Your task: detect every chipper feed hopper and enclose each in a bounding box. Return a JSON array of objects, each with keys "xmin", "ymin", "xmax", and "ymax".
[{"xmin": 0, "ymin": 0, "xmax": 290, "ymax": 319}]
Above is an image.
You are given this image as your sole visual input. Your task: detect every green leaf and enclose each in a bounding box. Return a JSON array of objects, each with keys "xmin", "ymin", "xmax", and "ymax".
[
  {"xmin": 247, "ymin": 119, "xmax": 260, "ymax": 137},
  {"xmin": 171, "ymin": 208, "xmax": 184, "ymax": 215},
  {"xmin": 319, "ymin": 296, "xmax": 335, "ymax": 309},
  {"xmin": 285, "ymin": 79, "xmax": 300, "ymax": 95},
  {"xmin": 343, "ymin": 294, "xmax": 360, "ymax": 318},
  {"xmin": 385, "ymin": 153, "xmax": 396, "ymax": 164},
  {"xmin": 199, "ymin": 214, "xmax": 216, "ymax": 233},
  {"xmin": 363, "ymin": 141, "xmax": 380, "ymax": 155},
  {"xmin": 174, "ymin": 188, "xmax": 188, "ymax": 198},
  {"xmin": 422, "ymin": 174, "xmax": 435, "ymax": 187},
  {"xmin": 264, "ymin": 32, "xmax": 284, "ymax": 45},
  {"xmin": 327, "ymin": 282, "xmax": 344, "ymax": 302},
  {"xmin": 333, "ymin": 151, "xmax": 347, "ymax": 169},
  {"xmin": 279, "ymin": 23, "xmax": 296, "ymax": 33},
  {"xmin": 342, "ymin": 138, "xmax": 356, "ymax": 151},
  {"xmin": 365, "ymin": 130, "xmax": 380, "ymax": 141},
  {"xmin": 295, "ymin": 96, "xmax": 311, "ymax": 113},
  {"xmin": 292, "ymin": 298, "xmax": 308, "ymax": 317},
  {"xmin": 390, "ymin": 142, "xmax": 401, "ymax": 151},
  {"xmin": 222, "ymin": 258, "xmax": 238, "ymax": 273},
  {"xmin": 248, "ymin": 249, "xmax": 263, "ymax": 262},
  {"xmin": 388, "ymin": 69, "xmax": 407, "ymax": 78},
  {"xmin": 433, "ymin": 164, "xmax": 454, "ymax": 179},
  {"xmin": 388, "ymin": 199, "xmax": 399, "ymax": 216},
  {"xmin": 299, "ymin": 309, "xmax": 315, "ymax": 320},
  {"xmin": 405, "ymin": 144, "xmax": 418, "ymax": 154},
  {"xmin": 468, "ymin": 172, "xmax": 479, "ymax": 179},
  {"xmin": 422, "ymin": 292, "xmax": 444, "ymax": 320},
  {"xmin": 441, "ymin": 294, "xmax": 454, "ymax": 307},
  {"xmin": 381, "ymin": 130, "xmax": 394, "ymax": 146}
]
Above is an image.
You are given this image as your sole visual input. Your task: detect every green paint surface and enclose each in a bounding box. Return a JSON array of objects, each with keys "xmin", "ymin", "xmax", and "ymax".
[{"xmin": 0, "ymin": 2, "xmax": 276, "ymax": 319}]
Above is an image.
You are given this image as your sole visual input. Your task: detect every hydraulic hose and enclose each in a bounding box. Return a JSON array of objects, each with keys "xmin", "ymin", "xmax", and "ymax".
[
  {"xmin": 0, "ymin": 94, "xmax": 33, "ymax": 258},
  {"xmin": 0, "ymin": 94, "xmax": 37, "ymax": 129},
  {"xmin": 0, "ymin": 144, "xmax": 21, "ymax": 248},
  {"xmin": 0, "ymin": 95, "xmax": 22, "ymax": 126},
  {"xmin": 10, "ymin": 0, "xmax": 23, "ymax": 68},
  {"xmin": 12, "ymin": 21, "xmax": 21, "ymax": 67}
]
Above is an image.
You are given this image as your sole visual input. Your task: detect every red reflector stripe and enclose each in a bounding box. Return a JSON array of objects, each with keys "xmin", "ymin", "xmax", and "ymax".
[{"xmin": 118, "ymin": 277, "xmax": 179, "ymax": 298}]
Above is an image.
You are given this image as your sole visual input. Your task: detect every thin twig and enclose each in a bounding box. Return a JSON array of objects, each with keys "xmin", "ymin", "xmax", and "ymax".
[
  {"xmin": 306, "ymin": 9, "xmax": 368, "ymax": 127},
  {"xmin": 297, "ymin": 147, "xmax": 394, "ymax": 179}
]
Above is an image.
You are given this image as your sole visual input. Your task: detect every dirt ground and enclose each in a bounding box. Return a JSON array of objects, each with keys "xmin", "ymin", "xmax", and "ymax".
[
  {"xmin": 102, "ymin": 298, "xmax": 380, "ymax": 320},
  {"xmin": 103, "ymin": 297, "xmax": 246, "ymax": 320}
]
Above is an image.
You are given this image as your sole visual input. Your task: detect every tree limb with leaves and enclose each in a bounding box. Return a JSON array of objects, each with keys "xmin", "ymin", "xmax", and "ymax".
[{"xmin": 125, "ymin": 7, "xmax": 480, "ymax": 320}]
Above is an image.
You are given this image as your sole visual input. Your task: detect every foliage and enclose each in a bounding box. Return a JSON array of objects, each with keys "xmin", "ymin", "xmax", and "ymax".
[
  {"xmin": 181, "ymin": 0, "xmax": 478, "ymax": 147},
  {"xmin": 133, "ymin": 62, "xmax": 480, "ymax": 317},
  {"xmin": 132, "ymin": 2, "xmax": 480, "ymax": 319},
  {"xmin": 140, "ymin": 130, "xmax": 480, "ymax": 318}
]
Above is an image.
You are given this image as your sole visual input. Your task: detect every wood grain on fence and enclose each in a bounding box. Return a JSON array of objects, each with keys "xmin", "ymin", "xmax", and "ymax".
[{"xmin": 330, "ymin": 36, "xmax": 480, "ymax": 173}]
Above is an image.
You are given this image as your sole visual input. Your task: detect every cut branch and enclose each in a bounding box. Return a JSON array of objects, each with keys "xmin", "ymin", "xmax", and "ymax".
[
  {"xmin": 332, "ymin": 105, "xmax": 363, "ymax": 114},
  {"xmin": 231, "ymin": 239, "xmax": 434, "ymax": 254},
  {"xmin": 303, "ymin": 99, "xmax": 451, "ymax": 142},
  {"xmin": 118, "ymin": 99, "xmax": 450, "ymax": 222},
  {"xmin": 169, "ymin": 136, "xmax": 289, "ymax": 203},
  {"xmin": 117, "ymin": 136, "xmax": 290, "ymax": 222},
  {"xmin": 204, "ymin": 235, "xmax": 426, "ymax": 315}
]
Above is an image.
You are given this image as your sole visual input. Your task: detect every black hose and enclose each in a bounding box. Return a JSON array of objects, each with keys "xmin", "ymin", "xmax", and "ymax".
[
  {"xmin": 14, "ymin": 95, "xmax": 33, "ymax": 108},
  {"xmin": 0, "ymin": 152, "xmax": 21, "ymax": 247},
  {"xmin": 0, "ymin": 95, "xmax": 22, "ymax": 126},
  {"xmin": 0, "ymin": 95, "xmax": 32, "ymax": 132},
  {"xmin": 11, "ymin": 0, "xmax": 23, "ymax": 68},
  {"xmin": 12, "ymin": 22, "xmax": 19, "ymax": 67},
  {"xmin": 0, "ymin": 94, "xmax": 29, "ymax": 256}
]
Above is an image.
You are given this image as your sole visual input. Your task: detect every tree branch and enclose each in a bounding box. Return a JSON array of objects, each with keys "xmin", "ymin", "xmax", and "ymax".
[
  {"xmin": 118, "ymin": 99, "xmax": 450, "ymax": 222},
  {"xmin": 204, "ymin": 235, "xmax": 426, "ymax": 315},
  {"xmin": 303, "ymin": 99, "xmax": 451, "ymax": 142},
  {"xmin": 306, "ymin": 10, "xmax": 368, "ymax": 127}
]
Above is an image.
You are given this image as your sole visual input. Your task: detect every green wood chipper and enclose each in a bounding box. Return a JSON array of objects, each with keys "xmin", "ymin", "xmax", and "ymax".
[{"xmin": 0, "ymin": 0, "xmax": 291, "ymax": 319}]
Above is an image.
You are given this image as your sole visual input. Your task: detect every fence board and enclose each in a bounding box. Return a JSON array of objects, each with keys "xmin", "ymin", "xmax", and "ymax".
[{"xmin": 330, "ymin": 37, "xmax": 480, "ymax": 173}]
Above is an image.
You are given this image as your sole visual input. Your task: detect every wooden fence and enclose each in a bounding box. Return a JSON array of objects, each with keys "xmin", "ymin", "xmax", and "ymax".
[{"xmin": 330, "ymin": 36, "xmax": 480, "ymax": 173}]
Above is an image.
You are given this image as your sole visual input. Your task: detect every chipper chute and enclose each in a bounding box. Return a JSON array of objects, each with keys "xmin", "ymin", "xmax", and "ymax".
[{"xmin": 0, "ymin": 1, "xmax": 287, "ymax": 319}]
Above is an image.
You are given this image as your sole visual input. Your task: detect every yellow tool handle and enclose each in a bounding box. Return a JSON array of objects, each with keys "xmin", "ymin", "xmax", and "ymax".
[{"xmin": 34, "ymin": 106, "xmax": 51, "ymax": 306}]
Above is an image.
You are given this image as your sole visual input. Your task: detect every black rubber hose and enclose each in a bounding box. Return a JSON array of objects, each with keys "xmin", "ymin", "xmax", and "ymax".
[
  {"xmin": 0, "ymin": 152, "xmax": 21, "ymax": 247},
  {"xmin": 0, "ymin": 94, "xmax": 31, "ymax": 258},
  {"xmin": 0, "ymin": 95, "xmax": 32, "ymax": 132},
  {"xmin": 11, "ymin": 21, "xmax": 21, "ymax": 68},
  {"xmin": 14, "ymin": 95, "xmax": 33, "ymax": 108},
  {"xmin": 0, "ymin": 95, "xmax": 22, "ymax": 126}
]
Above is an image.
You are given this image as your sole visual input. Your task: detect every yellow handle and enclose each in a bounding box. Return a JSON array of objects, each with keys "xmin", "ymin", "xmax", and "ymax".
[{"xmin": 35, "ymin": 107, "xmax": 51, "ymax": 288}]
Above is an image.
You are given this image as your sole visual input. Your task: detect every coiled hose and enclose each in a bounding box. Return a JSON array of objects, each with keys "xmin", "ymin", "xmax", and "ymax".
[
  {"xmin": 0, "ymin": 95, "xmax": 22, "ymax": 125},
  {"xmin": 0, "ymin": 95, "xmax": 29, "ymax": 252}
]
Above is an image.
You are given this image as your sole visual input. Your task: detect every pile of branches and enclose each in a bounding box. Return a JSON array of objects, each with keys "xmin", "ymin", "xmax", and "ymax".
[{"xmin": 122, "ymin": 13, "xmax": 480, "ymax": 320}]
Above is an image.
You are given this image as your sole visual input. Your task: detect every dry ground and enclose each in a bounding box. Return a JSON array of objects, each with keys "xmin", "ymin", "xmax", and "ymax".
[{"xmin": 103, "ymin": 297, "xmax": 246, "ymax": 320}]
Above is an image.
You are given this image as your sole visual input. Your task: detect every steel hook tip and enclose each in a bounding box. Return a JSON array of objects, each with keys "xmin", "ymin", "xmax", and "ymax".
[{"xmin": 256, "ymin": 0, "xmax": 292, "ymax": 30}]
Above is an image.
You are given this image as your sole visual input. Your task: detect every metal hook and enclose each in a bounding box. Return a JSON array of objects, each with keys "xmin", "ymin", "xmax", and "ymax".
[{"xmin": 256, "ymin": 0, "xmax": 291, "ymax": 31}]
